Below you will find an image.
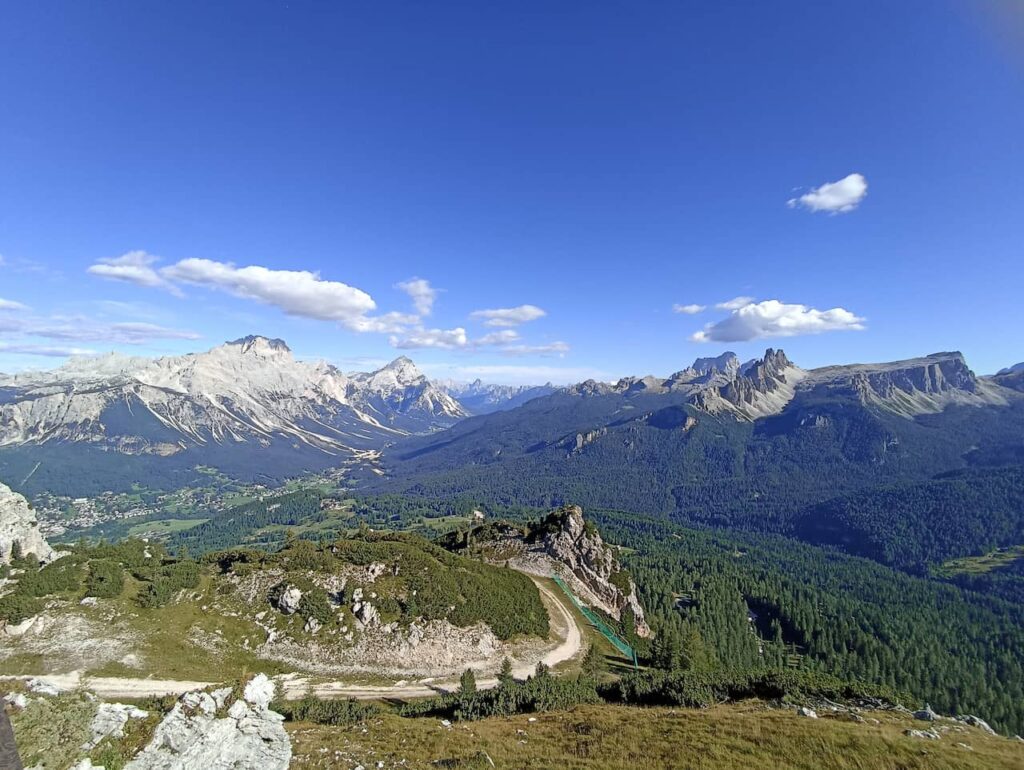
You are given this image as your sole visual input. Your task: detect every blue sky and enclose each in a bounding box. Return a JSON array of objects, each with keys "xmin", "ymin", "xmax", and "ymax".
[{"xmin": 1, "ymin": 1, "xmax": 1021, "ymax": 383}]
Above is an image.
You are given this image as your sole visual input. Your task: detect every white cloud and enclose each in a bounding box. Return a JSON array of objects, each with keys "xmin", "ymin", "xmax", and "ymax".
[
  {"xmin": 716, "ymin": 296, "xmax": 756, "ymax": 310},
  {"xmin": 469, "ymin": 304, "xmax": 546, "ymax": 327},
  {"xmin": 161, "ymin": 258, "xmax": 381, "ymax": 331},
  {"xmin": 389, "ymin": 326, "xmax": 567, "ymax": 356},
  {"xmin": 348, "ymin": 311, "xmax": 421, "ymax": 334},
  {"xmin": 88, "ymin": 251, "xmax": 183, "ymax": 295},
  {"xmin": 691, "ymin": 299, "xmax": 866, "ymax": 343},
  {"xmin": 0, "ymin": 298, "xmax": 29, "ymax": 311},
  {"xmin": 0, "ymin": 342, "xmax": 99, "ymax": 357},
  {"xmin": 788, "ymin": 173, "xmax": 868, "ymax": 214},
  {"xmin": 672, "ymin": 303, "xmax": 705, "ymax": 315},
  {"xmin": 85, "ymin": 253, "xmax": 570, "ymax": 356},
  {"xmin": 500, "ymin": 341, "xmax": 570, "ymax": 357},
  {"xmin": 390, "ymin": 327, "xmax": 469, "ymax": 350},
  {"xmin": 395, "ymin": 278, "xmax": 438, "ymax": 316},
  {"xmin": 27, "ymin": 320, "xmax": 202, "ymax": 344},
  {"xmin": 476, "ymin": 329, "xmax": 521, "ymax": 346}
]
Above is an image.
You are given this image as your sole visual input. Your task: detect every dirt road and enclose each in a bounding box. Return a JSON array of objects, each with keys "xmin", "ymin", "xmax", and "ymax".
[{"xmin": 2, "ymin": 576, "xmax": 586, "ymax": 701}]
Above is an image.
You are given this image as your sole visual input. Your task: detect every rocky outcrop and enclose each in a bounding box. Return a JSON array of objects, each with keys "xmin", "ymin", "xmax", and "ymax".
[
  {"xmin": 0, "ymin": 481, "xmax": 55, "ymax": 564},
  {"xmin": 800, "ymin": 352, "xmax": 1011, "ymax": 417},
  {"xmin": 125, "ymin": 674, "xmax": 290, "ymax": 770},
  {"xmin": 457, "ymin": 506, "xmax": 650, "ymax": 638},
  {"xmin": 274, "ymin": 584, "xmax": 303, "ymax": 615},
  {"xmin": 530, "ymin": 506, "xmax": 650, "ymax": 637},
  {"xmin": 83, "ymin": 703, "xmax": 148, "ymax": 750}
]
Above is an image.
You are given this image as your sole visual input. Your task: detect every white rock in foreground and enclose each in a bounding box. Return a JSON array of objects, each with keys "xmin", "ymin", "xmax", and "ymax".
[
  {"xmin": 124, "ymin": 675, "xmax": 290, "ymax": 770},
  {"xmin": 83, "ymin": 702, "xmax": 149, "ymax": 750}
]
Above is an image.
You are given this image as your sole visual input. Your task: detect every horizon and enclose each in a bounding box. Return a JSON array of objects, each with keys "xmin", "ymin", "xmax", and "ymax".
[
  {"xmin": 0, "ymin": 331, "xmax": 1004, "ymax": 386},
  {"xmin": 2, "ymin": 3, "xmax": 1022, "ymax": 382}
]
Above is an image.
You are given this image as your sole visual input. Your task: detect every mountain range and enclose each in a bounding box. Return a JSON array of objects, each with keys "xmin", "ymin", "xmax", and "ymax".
[
  {"xmin": 1, "ymin": 337, "xmax": 1021, "ymax": 502},
  {"xmin": 0, "ymin": 337, "xmax": 466, "ymax": 493},
  {"xmin": 361, "ymin": 348, "xmax": 1024, "ymax": 568}
]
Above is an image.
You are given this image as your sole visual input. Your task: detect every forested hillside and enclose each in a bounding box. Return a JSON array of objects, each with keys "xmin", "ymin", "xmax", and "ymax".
[
  {"xmin": 795, "ymin": 466, "xmax": 1024, "ymax": 572},
  {"xmin": 365, "ymin": 393, "xmax": 1024, "ymax": 533},
  {"xmin": 591, "ymin": 510, "xmax": 1024, "ymax": 734}
]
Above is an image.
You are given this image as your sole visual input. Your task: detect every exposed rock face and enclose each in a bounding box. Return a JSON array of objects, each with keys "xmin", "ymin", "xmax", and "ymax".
[
  {"xmin": 691, "ymin": 352, "xmax": 741, "ymax": 378},
  {"xmin": 531, "ymin": 506, "xmax": 650, "ymax": 637},
  {"xmin": 798, "ymin": 352, "xmax": 1010, "ymax": 418},
  {"xmin": 601, "ymin": 349, "xmax": 808, "ymax": 422},
  {"xmin": 0, "ymin": 481, "xmax": 55, "ymax": 564},
  {"xmin": 237, "ymin": 565, "xmax": 511, "ymax": 677},
  {"xmin": 125, "ymin": 674, "xmax": 290, "ymax": 770},
  {"xmin": 456, "ymin": 506, "xmax": 650, "ymax": 638},
  {"xmin": 565, "ymin": 349, "xmax": 1019, "ymax": 423}
]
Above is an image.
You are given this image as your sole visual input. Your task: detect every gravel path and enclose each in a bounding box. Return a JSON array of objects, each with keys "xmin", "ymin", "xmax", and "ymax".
[{"xmin": 2, "ymin": 575, "xmax": 586, "ymax": 702}]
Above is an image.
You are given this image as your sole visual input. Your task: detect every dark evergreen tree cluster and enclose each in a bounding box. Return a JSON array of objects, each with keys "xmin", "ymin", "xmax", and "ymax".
[{"xmin": 593, "ymin": 510, "xmax": 1024, "ymax": 734}]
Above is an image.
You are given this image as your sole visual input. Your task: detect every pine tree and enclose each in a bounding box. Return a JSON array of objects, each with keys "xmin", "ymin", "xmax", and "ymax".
[
  {"xmin": 498, "ymin": 657, "xmax": 514, "ymax": 687},
  {"xmin": 581, "ymin": 645, "xmax": 607, "ymax": 680},
  {"xmin": 459, "ymin": 668, "xmax": 477, "ymax": 695}
]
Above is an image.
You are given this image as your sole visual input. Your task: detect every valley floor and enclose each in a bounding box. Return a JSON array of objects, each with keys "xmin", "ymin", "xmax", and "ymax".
[{"xmin": 287, "ymin": 702, "xmax": 1024, "ymax": 770}]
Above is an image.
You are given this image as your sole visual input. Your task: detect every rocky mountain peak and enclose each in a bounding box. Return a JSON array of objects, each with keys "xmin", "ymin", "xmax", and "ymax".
[
  {"xmin": 531, "ymin": 505, "xmax": 650, "ymax": 637},
  {"xmin": 383, "ymin": 355, "xmax": 421, "ymax": 375},
  {"xmin": 691, "ymin": 351, "xmax": 741, "ymax": 378},
  {"xmin": 742, "ymin": 348, "xmax": 794, "ymax": 382},
  {"xmin": 224, "ymin": 335, "xmax": 293, "ymax": 356}
]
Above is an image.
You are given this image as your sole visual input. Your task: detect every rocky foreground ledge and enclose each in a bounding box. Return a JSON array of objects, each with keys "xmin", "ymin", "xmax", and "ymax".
[{"xmin": 4, "ymin": 673, "xmax": 290, "ymax": 770}]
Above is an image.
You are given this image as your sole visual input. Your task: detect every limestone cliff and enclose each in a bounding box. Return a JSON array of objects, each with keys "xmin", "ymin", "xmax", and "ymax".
[
  {"xmin": 0, "ymin": 481, "xmax": 55, "ymax": 564},
  {"xmin": 450, "ymin": 505, "xmax": 651, "ymax": 638}
]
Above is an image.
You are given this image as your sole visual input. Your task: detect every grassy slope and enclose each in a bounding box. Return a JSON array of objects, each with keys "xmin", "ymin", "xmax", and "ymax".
[
  {"xmin": 936, "ymin": 545, "xmax": 1024, "ymax": 577},
  {"xmin": 288, "ymin": 702, "xmax": 1024, "ymax": 770}
]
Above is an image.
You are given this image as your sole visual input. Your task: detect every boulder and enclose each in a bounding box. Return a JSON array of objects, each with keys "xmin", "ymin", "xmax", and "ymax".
[
  {"xmin": 82, "ymin": 702, "xmax": 148, "ymax": 749},
  {"xmin": 125, "ymin": 676, "xmax": 289, "ymax": 770},
  {"xmin": 242, "ymin": 673, "xmax": 275, "ymax": 709},
  {"xmin": 26, "ymin": 678, "xmax": 61, "ymax": 696},
  {"xmin": 354, "ymin": 601, "xmax": 379, "ymax": 628},
  {"xmin": 959, "ymin": 715, "xmax": 996, "ymax": 735},
  {"xmin": 275, "ymin": 585, "xmax": 302, "ymax": 615},
  {"xmin": 904, "ymin": 729, "xmax": 941, "ymax": 740},
  {"xmin": 913, "ymin": 705, "xmax": 938, "ymax": 722},
  {"xmin": 797, "ymin": 706, "xmax": 818, "ymax": 719}
]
